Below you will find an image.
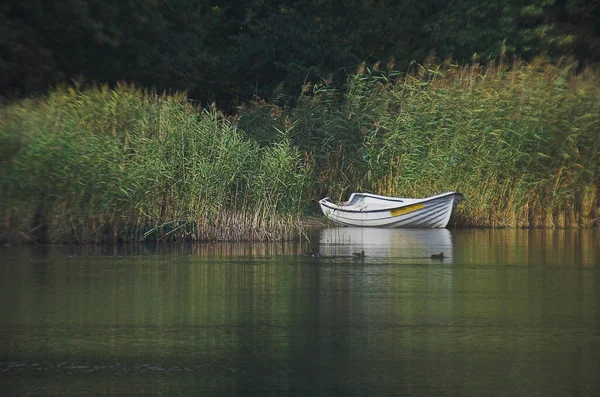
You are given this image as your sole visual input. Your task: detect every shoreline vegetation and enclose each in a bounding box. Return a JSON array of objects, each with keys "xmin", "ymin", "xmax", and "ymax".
[{"xmin": 1, "ymin": 59, "xmax": 599, "ymax": 244}]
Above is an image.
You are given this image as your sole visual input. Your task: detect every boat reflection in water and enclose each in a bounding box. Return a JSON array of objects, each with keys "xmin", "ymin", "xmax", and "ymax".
[{"xmin": 318, "ymin": 227, "xmax": 454, "ymax": 262}]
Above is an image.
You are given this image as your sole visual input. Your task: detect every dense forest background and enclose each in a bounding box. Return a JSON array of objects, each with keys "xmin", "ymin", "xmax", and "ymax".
[{"xmin": 2, "ymin": 0, "xmax": 600, "ymax": 109}]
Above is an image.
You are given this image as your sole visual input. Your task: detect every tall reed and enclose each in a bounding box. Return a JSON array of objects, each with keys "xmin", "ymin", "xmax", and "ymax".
[
  {"xmin": 0, "ymin": 84, "xmax": 309, "ymax": 243},
  {"xmin": 2, "ymin": 58, "xmax": 599, "ymax": 245},
  {"xmin": 288, "ymin": 60, "xmax": 600, "ymax": 227},
  {"xmin": 240, "ymin": 58, "xmax": 600, "ymax": 227}
]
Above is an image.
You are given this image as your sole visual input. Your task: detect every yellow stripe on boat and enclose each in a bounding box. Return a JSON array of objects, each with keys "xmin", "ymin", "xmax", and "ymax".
[{"xmin": 390, "ymin": 203, "xmax": 424, "ymax": 217}]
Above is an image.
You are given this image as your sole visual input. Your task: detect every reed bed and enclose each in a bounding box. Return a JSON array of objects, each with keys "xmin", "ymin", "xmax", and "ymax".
[
  {"xmin": 2, "ymin": 59, "xmax": 599, "ymax": 244},
  {"xmin": 0, "ymin": 84, "xmax": 308, "ymax": 243},
  {"xmin": 241, "ymin": 58, "xmax": 600, "ymax": 228}
]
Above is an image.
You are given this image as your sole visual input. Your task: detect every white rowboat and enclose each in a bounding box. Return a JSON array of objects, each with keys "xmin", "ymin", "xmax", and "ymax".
[{"xmin": 319, "ymin": 192, "xmax": 463, "ymax": 228}]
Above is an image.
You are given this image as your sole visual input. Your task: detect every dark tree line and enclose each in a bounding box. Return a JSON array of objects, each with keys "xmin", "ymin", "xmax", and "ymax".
[{"xmin": 2, "ymin": 0, "xmax": 600, "ymax": 109}]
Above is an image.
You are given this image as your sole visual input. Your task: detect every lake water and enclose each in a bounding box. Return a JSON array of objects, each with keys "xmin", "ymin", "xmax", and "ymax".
[{"xmin": 1, "ymin": 228, "xmax": 599, "ymax": 396}]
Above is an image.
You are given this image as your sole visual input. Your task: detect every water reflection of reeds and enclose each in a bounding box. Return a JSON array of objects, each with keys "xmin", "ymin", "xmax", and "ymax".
[
  {"xmin": 452, "ymin": 229, "xmax": 599, "ymax": 267},
  {"xmin": 3, "ymin": 241, "xmax": 309, "ymax": 259},
  {"xmin": 1, "ymin": 229, "xmax": 599, "ymax": 397}
]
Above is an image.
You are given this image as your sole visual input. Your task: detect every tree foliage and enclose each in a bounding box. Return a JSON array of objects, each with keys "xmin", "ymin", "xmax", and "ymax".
[{"xmin": 2, "ymin": 0, "xmax": 600, "ymax": 107}]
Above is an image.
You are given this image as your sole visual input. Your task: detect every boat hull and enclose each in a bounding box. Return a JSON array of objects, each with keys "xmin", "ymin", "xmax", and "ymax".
[{"xmin": 319, "ymin": 192, "xmax": 463, "ymax": 228}]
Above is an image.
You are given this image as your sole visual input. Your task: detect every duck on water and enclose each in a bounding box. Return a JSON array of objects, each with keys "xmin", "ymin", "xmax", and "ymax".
[
  {"xmin": 304, "ymin": 249, "xmax": 366, "ymax": 259},
  {"xmin": 353, "ymin": 250, "xmax": 365, "ymax": 258},
  {"xmin": 431, "ymin": 252, "xmax": 445, "ymax": 260}
]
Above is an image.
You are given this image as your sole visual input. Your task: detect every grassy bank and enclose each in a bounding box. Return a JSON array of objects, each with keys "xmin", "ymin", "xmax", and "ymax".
[
  {"xmin": 0, "ymin": 84, "xmax": 308, "ymax": 243},
  {"xmin": 241, "ymin": 58, "xmax": 600, "ymax": 228},
  {"xmin": 1, "ymin": 59, "xmax": 599, "ymax": 243}
]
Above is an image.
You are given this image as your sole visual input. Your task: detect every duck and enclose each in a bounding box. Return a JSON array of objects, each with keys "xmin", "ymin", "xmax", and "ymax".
[
  {"xmin": 353, "ymin": 250, "xmax": 365, "ymax": 258},
  {"xmin": 305, "ymin": 248, "xmax": 320, "ymax": 257},
  {"xmin": 431, "ymin": 252, "xmax": 445, "ymax": 260}
]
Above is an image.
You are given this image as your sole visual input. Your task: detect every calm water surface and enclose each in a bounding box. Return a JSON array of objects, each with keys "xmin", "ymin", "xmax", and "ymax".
[{"xmin": 1, "ymin": 229, "xmax": 599, "ymax": 396}]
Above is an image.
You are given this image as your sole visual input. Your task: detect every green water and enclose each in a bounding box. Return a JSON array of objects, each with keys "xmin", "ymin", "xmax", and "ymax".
[{"xmin": 1, "ymin": 229, "xmax": 599, "ymax": 396}]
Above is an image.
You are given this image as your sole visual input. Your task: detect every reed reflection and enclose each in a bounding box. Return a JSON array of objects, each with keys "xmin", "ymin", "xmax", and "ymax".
[
  {"xmin": 2, "ymin": 241, "xmax": 308, "ymax": 259},
  {"xmin": 452, "ymin": 229, "xmax": 599, "ymax": 266},
  {"xmin": 1, "ymin": 229, "xmax": 599, "ymax": 397}
]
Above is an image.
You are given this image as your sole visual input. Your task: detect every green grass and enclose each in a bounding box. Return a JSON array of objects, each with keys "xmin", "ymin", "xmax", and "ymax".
[
  {"xmin": 0, "ymin": 84, "xmax": 308, "ymax": 243},
  {"xmin": 252, "ymin": 57, "xmax": 599, "ymax": 228},
  {"xmin": 2, "ymin": 58, "xmax": 599, "ymax": 244}
]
